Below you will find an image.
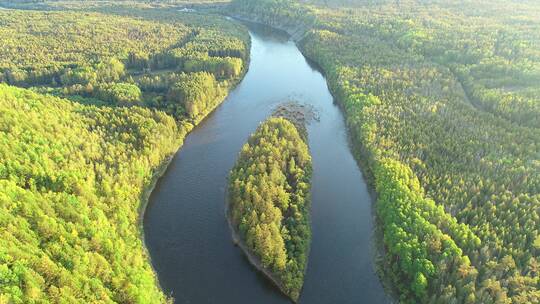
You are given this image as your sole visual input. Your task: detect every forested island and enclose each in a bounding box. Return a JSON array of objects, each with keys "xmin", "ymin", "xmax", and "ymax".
[
  {"xmin": 0, "ymin": 3, "xmax": 248, "ymax": 303},
  {"xmin": 228, "ymin": 117, "xmax": 312, "ymax": 301},
  {"xmin": 230, "ymin": 0, "xmax": 540, "ymax": 303}
]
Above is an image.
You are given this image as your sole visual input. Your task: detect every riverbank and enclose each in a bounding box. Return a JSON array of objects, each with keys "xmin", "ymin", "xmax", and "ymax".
[
  {"xmin": 137, "ymin": 36, "xmax": 251, "ymax": 299},
  {"xmin": 138, "ymin": 69, "xmax": 248, "ymax": 239},
  {"xmin": 225, "ymin": 192, "xmax": 298, "ymax": 302},
  {"xmin": 138, "ymin": 44, "xmax": 251, "ymax": 228},
  {"xmin": 230, "ymin": 14, "xmax": 308, "ymax": 42},
  {"xmin": 137, "ymin": 140, "xmax": 183, "ymax": 300}
]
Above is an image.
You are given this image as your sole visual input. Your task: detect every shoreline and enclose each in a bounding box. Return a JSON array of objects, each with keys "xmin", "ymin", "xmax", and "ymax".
[
  {"xmin": 137, "ymin": 86, "xmax": 244, "ymax": 300},
  {"xmin": 224, "ymin": 190, "xmax": 299, "ymax": 303},
  {"xmin": 137, "ymin": 28, "xmax": 251, "ymax": 301}
]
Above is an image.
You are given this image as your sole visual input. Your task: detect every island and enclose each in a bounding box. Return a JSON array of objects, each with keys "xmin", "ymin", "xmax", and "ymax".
[{"xmin": 227, "ymin": 117, "xmax": 312, "ymax": 301}]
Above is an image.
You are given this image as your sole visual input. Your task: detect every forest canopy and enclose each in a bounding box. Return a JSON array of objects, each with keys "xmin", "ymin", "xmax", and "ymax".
[{"xmin": 0, "ymin": 7, "xmax": 248, "ymax": 122}]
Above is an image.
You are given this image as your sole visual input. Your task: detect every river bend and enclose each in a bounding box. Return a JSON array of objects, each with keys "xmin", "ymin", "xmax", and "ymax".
[{"xmin": 144, "ymin": 22, "xmax": 389, "ymax": 304}]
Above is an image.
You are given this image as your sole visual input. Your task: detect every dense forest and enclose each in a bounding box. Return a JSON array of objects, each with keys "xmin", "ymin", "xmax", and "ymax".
[
  {"xmin": 0, "ymin": 7, "xmax": 247, "ymax": 121},
  {"xmin": 0, "ymin": 84, "xmax": 180, "ymax": 302},
  {"xmin": 230, "ymin": 0, "xmax": 540, "ymax": 303},
  {"xmin": 228, "ymin": 118, "xmax": 312, "ymax": 301},
  {"xmin": 0, "ymin": 4, "xmax": 248, "ymax": 303}
]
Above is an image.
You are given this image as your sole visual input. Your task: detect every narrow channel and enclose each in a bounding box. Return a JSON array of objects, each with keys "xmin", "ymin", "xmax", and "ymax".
[{"xmin": 144, "ymin": 22, "xmax": 390, "ymax": 303}]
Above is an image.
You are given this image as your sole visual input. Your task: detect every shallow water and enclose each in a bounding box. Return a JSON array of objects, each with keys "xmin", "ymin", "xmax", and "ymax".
[{"xmin": 144, "ymin": 22, "xmax": 390, "ymax": 304}]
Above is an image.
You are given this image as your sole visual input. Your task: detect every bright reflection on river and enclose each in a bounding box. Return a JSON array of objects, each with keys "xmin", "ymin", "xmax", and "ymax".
[{"xmin": 144, "ymin": 21, "xmax": 390, "ymax": 303}]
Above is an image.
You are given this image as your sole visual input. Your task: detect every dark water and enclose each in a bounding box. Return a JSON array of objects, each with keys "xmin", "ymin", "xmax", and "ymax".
[{"xmin": 144, "ymin": 22, "xmax": 390, "ymax": 304}]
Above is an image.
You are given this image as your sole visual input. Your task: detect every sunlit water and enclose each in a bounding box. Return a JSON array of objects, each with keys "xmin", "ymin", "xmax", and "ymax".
[{"xmin": 144, "ymin": 22, "xmax": 390, "ymax": 304}]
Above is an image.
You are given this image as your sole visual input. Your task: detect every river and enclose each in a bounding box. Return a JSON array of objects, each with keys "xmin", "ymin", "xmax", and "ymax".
[{"xmin": 144, "ymin": 21, "xmax": 390, "ymax": 303}]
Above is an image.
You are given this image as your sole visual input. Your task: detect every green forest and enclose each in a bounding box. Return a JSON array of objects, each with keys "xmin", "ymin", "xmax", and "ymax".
[
  {"xmin": 0, "ymin": 4, "xmax": 248, "ymax": 303},
  {"xmin": 230, "ymin": 0, "xmax": 540, "ymax": 303},
  {"xmin": 1, "ymin": 0, "xmax": 540, "ymax": 303},
  {"xmin": 0, "ymin": 7, "xmax": 248, "ymax": 121},
  {"xmin": 228, "ymin": 118, "xmax": 312, "ymax": 301},
  {"xmin": 0, "ymin": 84, "xmax": 179, "ymax": 303}
]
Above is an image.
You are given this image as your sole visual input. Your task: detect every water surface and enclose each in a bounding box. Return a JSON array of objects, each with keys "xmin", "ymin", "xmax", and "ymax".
[{"xmin": 144, "ymin": 22, "xmax": 389, "ymax": 303}]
